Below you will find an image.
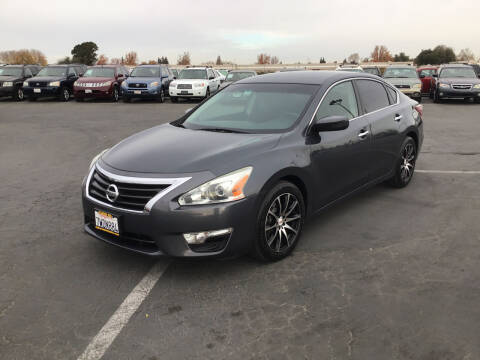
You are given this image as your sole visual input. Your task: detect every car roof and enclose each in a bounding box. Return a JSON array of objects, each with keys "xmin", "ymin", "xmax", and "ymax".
[
  {"xmin": 229, "ymin": 70, "xmax": 256, "ymax": 73},
  {"xmin": 238, "ymin": 70, "xmax": 380, "ymax": 85},
  {"xmin": 386, "ymin": 65, "xmax": 414, "ymax": 68},
  {"xmin": 136, "ymin": 64, "xmax": 163, "ymax": 67},
  {"xmin": 440, "ymin": 63, "xmax": 473, "ymax": 68},
  {"xmin": 88, "ymin": 64, "xmax": 119, "ymax": 68}
]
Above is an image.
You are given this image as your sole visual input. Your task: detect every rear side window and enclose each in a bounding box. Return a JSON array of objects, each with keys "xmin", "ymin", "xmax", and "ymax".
[
  {"xmin": 385, "ymin": 86, "xmax": 398, "ymax": 105},
  {"xmin": 356, "ymin": 80, "xmax": 390, "ymax": 113},
  {"xmin": 68, "ymin": 67, "xmax": 77, "ymax": 76},
  {"xmin": 315, "ymin": 81, "xmax": 359, "ymax": 120},
  {"xmin": 24, "ymin": 68, "xmax": 33, "ymax": 77}
]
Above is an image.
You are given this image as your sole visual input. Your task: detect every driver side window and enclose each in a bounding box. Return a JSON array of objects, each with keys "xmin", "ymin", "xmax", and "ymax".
[
  {"xmin": 315, "ymin": 81, "xmax": 359, "ymax": 121},
  {"xmin": 68, "ymin": 67, "xmax": 77, "ymax": 76}
]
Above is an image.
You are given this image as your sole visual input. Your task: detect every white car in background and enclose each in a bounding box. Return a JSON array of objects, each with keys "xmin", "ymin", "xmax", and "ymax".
[
  {"xmin": 169, "ymin": 67, "xmax": 220, "ymax": 102},
  {"xmin": 336, "ymin": 65, "xmax": 364, "ymax": 73}
]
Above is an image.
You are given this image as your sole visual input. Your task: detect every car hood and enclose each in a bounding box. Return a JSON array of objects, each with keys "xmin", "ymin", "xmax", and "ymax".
[
  {"xmin": 29, "ymin": 76, "xmax": 65, "ymax": 82},
  {"xmin": 102, "ymin": 123, "xmax": 281, "ymax": 174},
  {"xmin": 437, "ymin": 77, "xmax": 480, "ymax": 85},
  {"xmin": 173, "ymin": 79, "xmax": 208, "ymax": 84},
  {"xmin": 0, "ymin": 75, "xmax": 21, "ymax": 82},
  {"xmin": 125, "ymin": 77, "xmax": 159, "ymax": 84},
  {"xmin": 77, "ymin": 76, "xmax": 114, "ymax": 83},
  {"xmin": 384, "ymin": 78, "xmax": 421, "ymax": 86}
]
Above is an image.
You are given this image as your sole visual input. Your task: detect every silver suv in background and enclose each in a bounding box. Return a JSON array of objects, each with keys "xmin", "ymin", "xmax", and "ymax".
[{"xmin": 383, "ymin": 65, "xmax": 422, "ymax": 103}]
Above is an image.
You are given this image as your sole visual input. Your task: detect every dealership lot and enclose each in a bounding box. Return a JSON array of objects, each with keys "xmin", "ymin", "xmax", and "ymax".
[{"xmin": 1, "ymin": 98, "xmax": 479, "ymax": 359}]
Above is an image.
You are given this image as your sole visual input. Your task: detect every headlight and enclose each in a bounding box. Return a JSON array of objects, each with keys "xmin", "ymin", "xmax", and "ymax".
[
  {"xmin": 178, "ymin": 167, "xmax": 252, "ymax": 206},
  {"xmin": 473, "ymin": 84, "xmax": 480, "ymax": 89},
  {"xmin": 150, "ymin": 81, "xmax": 159, "ymax": 87},
  {"xmin": 439, "ymin": 83, "xmax": 450, "ymax": 89},
  {"xmin": 49, "ymin": 81, "xmax": 60, "ymax": 87},
  {"xmin": 23, "ymin": 81, "xmax": 28, "ymax": 87},
  {"xmin": 170, "ymin": 82, "xmax": 177, "ymax": 88},
  {"xmin": 413, "ymin": 83, "xmax": 421, "ymax": 89},
  {"xmin": 101, "ymin": 81, "xmax": 112, "ymax": 87},
  {"xmin": 74, "ymin": 81, "xmax": 79, "ymax": 86},
  {"xmin": 194, "ymin": 83, "xmax": 205, "ymax": 87},
  {"xmin": 89, "ymin": 149, "xmax": 109, "ymax": 170},
  {"xmin": 3, "ymin": 81, "xmax": 13, "ymax": 87}
]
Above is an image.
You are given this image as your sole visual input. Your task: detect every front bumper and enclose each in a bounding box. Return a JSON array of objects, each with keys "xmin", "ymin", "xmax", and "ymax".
[
  {"xmin": 74, "ymin": 86, "xmax": 113, "ymax": 99},
  {"xmin": 122, "ymin": 86, "xmax": 161, "ymax": 98},
  {"xmin": 398, "ymin": 88, "xmax": 422, "ymax": 99},
  {"xmin": 170, "ymin": 87, "xmax": 207, "ymax": 98},
  {"xmin": 437, "ymin": 88, "xmax": 480, "ymax": 99},
  {"xmin": 81, "ymin": 165, "xmax": 258, "ymax": 258},
  {"xmin": 23, "ymin": 86, "xmax": 61, "ymax": 98},
  {"xmin": 0, "ymin": 86, "xmax": 14, "ymax": 97}
]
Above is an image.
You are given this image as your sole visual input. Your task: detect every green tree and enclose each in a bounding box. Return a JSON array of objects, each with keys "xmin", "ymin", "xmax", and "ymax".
[
  {"xmin": 158, "ymin": 56, "xmax": 169, "ymax": 64},
  {"xmin": 415, "ymin": 45, "xmax": 456, "ymax": 65},
  {"xmin": 57, "ymin": 56, "xmax": 71, "ymax": 64},
  {"xmin": 71, "ymin": 41, "xmax": 99, "ymax": 65},
  {"xmin": 393, "ymin": 52, "xmax": 410, "ymax": 62},
  {"xmin": 319, "ymin": 57, "xmax": 326, "ymax": 63}
]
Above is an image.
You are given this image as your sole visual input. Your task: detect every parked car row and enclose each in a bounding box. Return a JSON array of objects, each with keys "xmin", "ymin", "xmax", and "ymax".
[{"xmin": 335, "ymin": 63, "xmax": 480, "ymax": 103}]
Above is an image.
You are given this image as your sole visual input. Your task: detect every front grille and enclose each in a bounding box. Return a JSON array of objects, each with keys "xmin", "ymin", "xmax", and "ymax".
[
  {"xmin": 29, "ymin": 81, "xmax": 48, "ymax": 87},
  {"xmin": 452, "ymin": 84, "xmax": 472, "ymax": 90},
  {"xmin": 395, "ymin": 85, "xmax": 410, "ymax": 89},
  {"xmin": 88, "ymin": 169, "xmax": 170, "ymax": 212},
  {"xmin": 177, "ymin": 84, "xmax": 192, "ymax": 89},
  {"xmin": 128, "ymin": 83, "xmax": 147, "ymax": 88}
]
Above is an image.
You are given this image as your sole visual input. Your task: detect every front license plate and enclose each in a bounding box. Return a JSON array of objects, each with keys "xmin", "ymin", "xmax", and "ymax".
[
  {"xmin": 85, "ymin": 89, "xmax": 92, "ymax": 94},
  {"xmin": 34, "ymin": 88, "xmax": 41, "ymax": 93},
  {"xmin": 180, "ymin": 90, "xmax": 190, "ymax": 95},
  {"xmin": 134, "ymin": 90, "xmax": 141, "ymax": 95},
  {"xmin": 94, "ymin": 210, "xmax": 120, "ymax": 236}
]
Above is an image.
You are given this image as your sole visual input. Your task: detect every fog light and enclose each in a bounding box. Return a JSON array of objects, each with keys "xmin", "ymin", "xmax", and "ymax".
[
  {"xmin": 439, "ymin": 92, "xmax": 444, "ymax": 96},
  {"xmin": 183, "ymin": 228, "xmax": 232, "ymax": 244}
]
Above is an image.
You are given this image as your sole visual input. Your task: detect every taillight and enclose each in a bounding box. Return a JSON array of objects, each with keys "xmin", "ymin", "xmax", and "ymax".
[{"xmin": 414, "ymin": 104, "xmax": 423, "ymax": 117}]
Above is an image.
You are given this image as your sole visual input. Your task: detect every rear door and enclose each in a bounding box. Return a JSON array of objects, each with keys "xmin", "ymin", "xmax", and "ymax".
[
  {"xmin": 355, "ymin": 79, "xmax": 402, "ymax": 180},
  {"xmin": 309, "ymin": 80, "xmax": 372, "ymax": 207}
]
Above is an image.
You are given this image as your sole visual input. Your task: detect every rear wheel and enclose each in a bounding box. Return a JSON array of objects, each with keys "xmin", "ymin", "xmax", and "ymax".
[
  {"xmin": 14, "ymin": 87, "xmax": 24, "ymax": 101},
  {"xmin": 158, "ymin": 88, "xmax": 165, "ymax": 103},
  {"xmin": 251, "ymin": 181, "xmax": 305, "ymax": 262},
  {"xmin": 388, "ymin": 136, "xmax": 417, "ymax": 188}
]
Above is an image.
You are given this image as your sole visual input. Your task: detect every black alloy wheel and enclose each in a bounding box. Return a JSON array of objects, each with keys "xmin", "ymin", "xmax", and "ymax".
[{"xmin": 388, "ymin": 136, "xmax": 417, "ymax": 188}]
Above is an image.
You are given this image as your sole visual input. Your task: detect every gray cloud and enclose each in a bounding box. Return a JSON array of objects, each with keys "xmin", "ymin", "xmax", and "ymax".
[{"xmin": 1, "ymin": 0, "xmax": 479, "ymax": 64}]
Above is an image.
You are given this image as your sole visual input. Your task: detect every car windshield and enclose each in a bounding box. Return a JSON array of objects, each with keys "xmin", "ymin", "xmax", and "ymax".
[
  {"xmin": 130, "ymin": 67, "xmax": 160, "ymax": 77},
  {"xmin": 218, "ymin": 70, "xmax": 228, "ymax": 76},
  {"xmin": 178, "ymin": 69, "xmax": 207, "ymax": 80},
  {"xmin": 0, "ymin": 67, "xmax": 22, "ymax": 76},
  {"xmin": 440, "ymin": 68, "xmax": 477, "ymax": 78},
  {"xmin": 84, "ymin": 68, "xmax": 115, "ymax": 77},
  {"xmin": 226, "ymin": 72, "xmax": 256, "ymax": 82},
  {"xmin": 37, "ymin": 67, "xmax": 66, "ymax": 77},
  {"xmin": 383, "ymin": 68, "xmax": 418, "ymax": 78},
  {"xmin": 181, "ymin": 83, "xmax": 317, "ymax": 133}
]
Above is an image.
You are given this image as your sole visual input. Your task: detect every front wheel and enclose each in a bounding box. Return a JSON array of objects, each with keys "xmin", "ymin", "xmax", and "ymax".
[
  {"xmin": 388, "ymin": 136, "xmax": 417, "ymax": 188},
  {"xmin": 158, "ymin": 88, "xmax": 165, "ymax": 103},
  {"xmin": 59, "ymin": 87, "xmax": 70, "ymax": 102},
  {"xmin": 251, "ymin": 181, "xmax": 305, "ymax": 262},
  {"xmin": 112, "ymin": 86, "xmax": 119, "ymax": 102},
  {"xmin": 204, "ymin": 88, "xmax": 210, "ymax": 100},
  {"xmin": 14, "ymin": 87, "xmax": 24, "ymax": 101}
]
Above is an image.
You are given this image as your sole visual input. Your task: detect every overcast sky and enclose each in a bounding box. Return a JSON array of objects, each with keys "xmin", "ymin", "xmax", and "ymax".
[{"xmin": 1, "ymin": 0, "xmax": 479, "ymax": 64}]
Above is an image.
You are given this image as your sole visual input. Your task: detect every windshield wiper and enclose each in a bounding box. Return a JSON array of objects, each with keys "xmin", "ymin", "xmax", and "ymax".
[{"xmin": 196, "ymin": 127, "xmax": 248, "ymax": 134}]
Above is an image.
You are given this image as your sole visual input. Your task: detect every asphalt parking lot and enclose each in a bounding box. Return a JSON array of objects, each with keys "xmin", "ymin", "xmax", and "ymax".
[{"xmin": 1, "ymin": 96, "xmax": 479, "ymax": 360}]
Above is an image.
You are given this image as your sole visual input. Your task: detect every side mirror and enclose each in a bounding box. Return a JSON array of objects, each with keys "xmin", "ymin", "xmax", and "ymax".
[
  {"xmin": 209, "ymin": 76, "xmax": 215, "ymax": 80},
  {"xmin": 432, "ymin": 74, "xmax": 438, "ymax": 78},
  {"xmin": 310, "ymin": 115, "xmax": 349, "ymax": 134},
  {"xmin": 118, "ymin": 73, "xmax": 124, "ymax": 78}
]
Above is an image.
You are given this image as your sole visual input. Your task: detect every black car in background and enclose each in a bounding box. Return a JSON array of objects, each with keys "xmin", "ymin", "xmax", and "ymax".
[
  {"xmin": 432, "ymin": 64, "xmax": 480, "ymax": 103},
  {"xmin": 23, "ymin": 65, "xmax": 80, "ymax": 101},
  {"xmin": 0, "ymin": 65, "xmax": 42, "ymax": 100},
  {"xmin": 83, "ymin": 71, "xmax": 423, "ymax": 261}
]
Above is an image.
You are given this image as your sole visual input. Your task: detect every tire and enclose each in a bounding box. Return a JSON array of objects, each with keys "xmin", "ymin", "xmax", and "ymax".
[
  {"xmin": 251, "ymin": 181, "xmax": 305, "ymax": 262},
  {"xmin": 429, "ymin": 91, "xmax": 433, "ymax": 99},
  {"xmin": 158, "ymin": 88, "xmax": 165, "ymax": 103},
  {"xmin": 433, "ymin": 90, "xmax": 441, "ymax": 103},
  {"xmin": 387, "ymin": 136, "xmax": 417, "ymax": 188},
  {"xmin": 14, "ymin": 87, "xmax": 24, "ymax": 101},
  {"xmin": 123, "ymin": 97, "xmax": 131, "ymax": 103},
  {"xmin": 171, "ymin": 96, "xmax": 178, "ymax": 103},
  {"xmin": 59, "ymin": 87, "xmax": 70, "ymax": 102},
  {"xmin": 112, "ymin": 86, "xmax": 119, "ymax": 102},
  {"xmin": 204, "ymin": 88, "xmax": 210, "ymax": 100}
]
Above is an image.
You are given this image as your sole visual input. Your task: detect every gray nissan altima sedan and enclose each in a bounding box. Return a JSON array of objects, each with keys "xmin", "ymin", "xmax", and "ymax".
[{"xmin": 82, "ymin": 71, "xmax": 423, "ymax": 261}]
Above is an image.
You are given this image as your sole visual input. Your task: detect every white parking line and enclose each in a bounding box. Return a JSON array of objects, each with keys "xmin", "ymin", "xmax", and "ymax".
[
  {"xmin": 77, "ymin": 260, "xmax": 171, "ymax": 360},
  {"xmin": 416, "ymin": 170, "xmax": 480, "ymax": 174}
]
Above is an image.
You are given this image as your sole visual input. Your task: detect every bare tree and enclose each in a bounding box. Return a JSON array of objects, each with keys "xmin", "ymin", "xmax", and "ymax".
[
  {"xmin": 347, "ymin": 53, "xmax": 360, "ymax": 64},
  {"xmin": 371, "ymin": 45, "xmax": 392, "ymax": 62},
  {"xmin": 96, "ymin": 54, "xmax": 108, "ymax": 65},
  {"xmin": 257, "ymin": 53, "xmax": 271, "ymax": 64},
  {"xmin": 124, "ymin": 52, "xmax": 138, "ymax": 66},
  {"xmin": 270, "ymin": 56, "xmax": 280, "ymax": 64},
  {"xmin": 216, "ymin": 55, "xmax": 222, "ymax": 65},
  {"xmin": 177, "ymin": 52, "xmax": 191, "ymax": 65},
  {"xmin": 0, "ymin": 49, "xmax": 47, "ymax": 65},
  {"xmin": 457, "ymin": 48, "xmax": 475, "ymax": 62}
]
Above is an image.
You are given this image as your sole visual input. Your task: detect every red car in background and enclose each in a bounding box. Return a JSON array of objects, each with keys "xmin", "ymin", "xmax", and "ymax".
[
  {"xmin": 74, "ymin": 65, "xmax": 129, "ymax": 102},
  {"xmin": 417, "ymin": 66, "xmax": 438, "ymax": 97}
]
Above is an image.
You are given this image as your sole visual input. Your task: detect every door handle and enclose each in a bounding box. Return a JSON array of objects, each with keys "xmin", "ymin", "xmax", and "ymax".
[
  {"xmin": 394, "ymin": 114, "xmax": 403, "ymax": 122},
  {"xmin": 358, "ymin": 130, "xmax": 369, "ymax": 139}
]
